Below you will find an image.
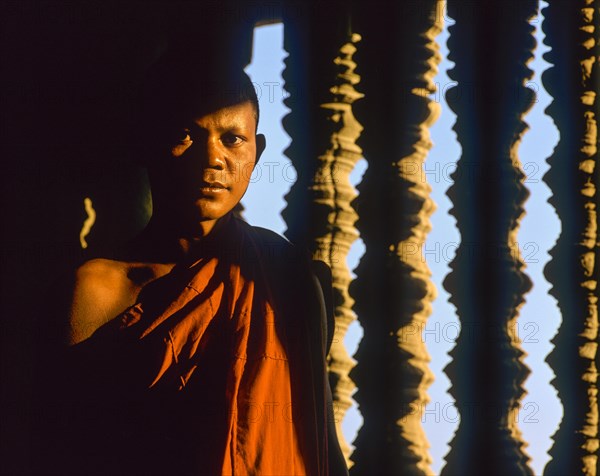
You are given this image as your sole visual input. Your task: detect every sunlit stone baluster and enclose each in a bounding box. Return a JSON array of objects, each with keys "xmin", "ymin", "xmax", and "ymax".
[
  {"xmin": 280, "ymin": 5, "xmax": 364, "ymax": 464},
  {"xmin": 542, "ymin": 1, "xmax": 599, "ymax": 474},
  {"xmin": 348, "ymin": 2, "xmax": 443, "ymax": 474},
  {"xmin": 309, "ymin": 33, "xmax": 365, "ymax": 462},
  {"xmin": 441, "ymin": 1, "xmax": 538, "ymax": 474}
]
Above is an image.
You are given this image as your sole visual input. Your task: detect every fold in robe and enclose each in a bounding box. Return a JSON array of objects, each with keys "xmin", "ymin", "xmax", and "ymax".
[{"xmin": 54, "ymin": 216, "xmax": 330, "ymax": 476}]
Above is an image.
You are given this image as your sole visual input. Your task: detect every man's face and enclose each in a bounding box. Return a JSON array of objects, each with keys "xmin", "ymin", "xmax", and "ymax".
[{"xmin": 150, "ymin": 100, "xmax": 265, "ymax": 232}]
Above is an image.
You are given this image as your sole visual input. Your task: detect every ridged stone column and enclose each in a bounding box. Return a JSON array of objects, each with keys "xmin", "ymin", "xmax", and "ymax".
[
  {"xmin": 308, "ymin": 33, "xmax": 364, "ymax": 462},
  {"xmin": 542, "ymin": 1, "xmax": 600, "ymax": 474},
  {"xmin": 441, "ymin": 1, "xmax": 538, "ymax": 475},
  {"xmin": 348, "ymin": 1, "xmax": 443, "ymax": 474},
  {"xmin": 280, "ymin": 4, "xmax": 363, "ymax": 464}
]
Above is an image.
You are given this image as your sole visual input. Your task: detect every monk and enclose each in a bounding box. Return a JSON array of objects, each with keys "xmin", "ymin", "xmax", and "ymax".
[{"xmin": 36, "ymin": 65, "xmax": 348, "ymax": 475}]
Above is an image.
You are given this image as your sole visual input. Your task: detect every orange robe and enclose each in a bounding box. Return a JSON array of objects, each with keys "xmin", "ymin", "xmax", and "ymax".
[{"xmin": 52, "ymin": 216, "xmax": 331, "ymax": 476}]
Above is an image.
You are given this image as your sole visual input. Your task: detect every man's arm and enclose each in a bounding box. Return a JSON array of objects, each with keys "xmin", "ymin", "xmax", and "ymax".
[
  {"xmin": 311, "ymin": 261, "xmax": 350, "ymax": 476},
  {"xmin": 311, "ymin": 260, "xmax": 336, "ymax": 355},
  {"xmin": 32, "ymin": 261, "xmax": 115, "ymax": 475},
  {"xmin": 326, "ymin": 377, "xmax": 350, "ymax": 476},
  {"xmin": 35, "ymin": 259, "xmax": 144, "ymax": 475}
]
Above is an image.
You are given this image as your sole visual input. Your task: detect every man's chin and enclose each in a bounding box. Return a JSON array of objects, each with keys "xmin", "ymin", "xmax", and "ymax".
[{"xmin": 190, "ymin": 206, "xmax": 234, "ymax": 225}]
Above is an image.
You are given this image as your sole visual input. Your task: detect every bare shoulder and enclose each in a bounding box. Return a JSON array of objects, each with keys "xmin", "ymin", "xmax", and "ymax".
[
  {"xmin": 73, "ymin": 258, "xmax": 131, "ymax": 299},
  {"xmin": 75, "ymin": 258, "xmax": 127, "ymax": 279},
  {"xmin": 67, "ymin": 258, "xmax": 135, "ymax": 346}
]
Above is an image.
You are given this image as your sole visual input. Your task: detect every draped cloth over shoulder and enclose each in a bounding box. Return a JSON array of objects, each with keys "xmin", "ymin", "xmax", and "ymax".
[{"xmin": 54, "ymin": 216, "xmax": 331, "ymax": 476}]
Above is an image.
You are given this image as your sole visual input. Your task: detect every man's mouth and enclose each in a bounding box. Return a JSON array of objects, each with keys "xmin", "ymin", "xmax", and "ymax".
[{"xmin": 198, "ymin": 181, "xmax": 228, "ymax": 193}]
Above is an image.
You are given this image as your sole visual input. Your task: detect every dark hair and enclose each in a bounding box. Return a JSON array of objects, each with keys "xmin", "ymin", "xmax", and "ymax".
[
  {"xmin": 135, "ymin": 58, "xmax": 259, "ymax": 136},
  {"xmin": 131, "ymin": 57, "xmax": 260, "ymax": 164}
]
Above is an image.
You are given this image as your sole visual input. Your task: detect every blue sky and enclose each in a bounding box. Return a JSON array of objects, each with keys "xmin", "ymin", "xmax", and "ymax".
[{"xmin": 242, "ymin": 5, "xmax": 561, "ymax": 472}]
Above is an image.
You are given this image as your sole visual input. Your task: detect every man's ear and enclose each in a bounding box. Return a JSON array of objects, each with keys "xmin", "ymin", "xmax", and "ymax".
[{"xmin": 255, "ymin": 134, "xmax": 266, "ymax": 166}]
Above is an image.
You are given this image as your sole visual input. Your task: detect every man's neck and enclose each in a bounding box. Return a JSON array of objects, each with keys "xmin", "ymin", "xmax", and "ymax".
[{"xmin": 127, "ymin": 213, "xmax": 232, "ymax": 264}]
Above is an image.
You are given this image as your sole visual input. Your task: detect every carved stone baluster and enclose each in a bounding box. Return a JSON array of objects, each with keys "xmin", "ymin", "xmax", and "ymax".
[
  {"xmin": 309, "ymin": 33, "xmax": 365, "ymax": 462},
  {"xmin": 348, "ymin": 2, "xmax": 443, "ymax": 474},
  {"xmin": 281, "ymin": 5, "xmax": 363, "ymax": 464},
  {"xmin": 542, "ymin": 1, "xmax": 599, "ymax": 474},
  {"xmin": 441, "ymin": 1, "xmax": 538, "ymax": 474}
]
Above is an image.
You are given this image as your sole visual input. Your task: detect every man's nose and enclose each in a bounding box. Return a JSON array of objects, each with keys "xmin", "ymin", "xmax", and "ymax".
[
  {"xmin": 206, "ymin": 149, "xmax": 225, "ymax": 169},
  {"xmin": 192, "ymin": 139, "xmax": 225, "ymax": 169}
]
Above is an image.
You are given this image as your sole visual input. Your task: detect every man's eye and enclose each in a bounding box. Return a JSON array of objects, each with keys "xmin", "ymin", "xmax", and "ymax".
[
  {"xmin": 169, "ymin": 129, "xmax": 193, "ymax": 157},
  {"xmin": 222, "ymin": 133, "xmax": 244, "ymax": 146},
  {"xmin": 176, "ymin": 130, "xmax": 192, "ymax": 143}
]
